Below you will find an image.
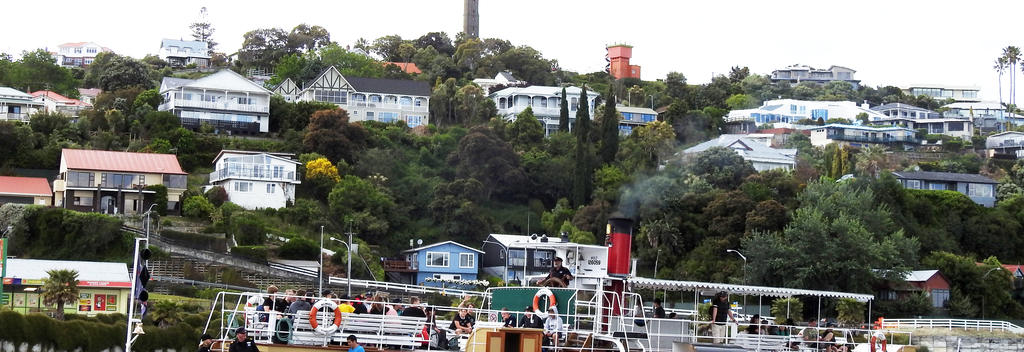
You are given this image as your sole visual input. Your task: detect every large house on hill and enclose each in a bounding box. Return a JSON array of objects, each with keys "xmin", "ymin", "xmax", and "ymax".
[
  {"xmin": 53, "ymin": 149, "xmax": 188, "ymax": 215},
  {"xmin": 158, "ymin": 70, "xmax": 272, "ymax": 134},
  {"xmin": 272, "ymin": 66, "xmax": 431, "ymax": 128},
  {"xmin": 207, "ymin": 150, "xmax": 301, "ymax": 210}
]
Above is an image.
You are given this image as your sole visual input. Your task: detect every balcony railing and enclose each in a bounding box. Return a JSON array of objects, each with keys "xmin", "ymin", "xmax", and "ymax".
[
  {"xmin": 180, "ymin": 117, "xmax": 260, "ymax": 134},
  {"xmin": 160, "ymin": 99, "xmax": 269, "ymax": 113},
  {"xmin": 383, "ymin": 259, "xmax": 418, "ymax": 272},
  {"xmin": 498, "ymin": 105, "xmax": 565, "ymax": 117},
  {"xmin": 828, "ymin": 134, "xmax": 921, "ymax": 144},
  {"xmin": 209, "ymin": 168, "xmax": 297, "ymax": 183},
  {"xmin": 346, "ymin": 101, "xmax": 428, "ymax": 113},
  {"xmin": 0, "ymin": 112, "xmax": 30, "ymax": 122}
]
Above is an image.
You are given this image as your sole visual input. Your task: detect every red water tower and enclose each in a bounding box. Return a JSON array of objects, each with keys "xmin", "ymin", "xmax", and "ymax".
[
  {"xmin": 607, "ymin": 44, "xmax": 641, "ymax": 80},
  {"xmin": 606, "ymin": 217, "xmax": 634, "ymax": 277}
]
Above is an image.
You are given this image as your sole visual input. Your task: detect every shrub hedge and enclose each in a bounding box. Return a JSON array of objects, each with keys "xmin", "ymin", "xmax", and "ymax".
[{"xmin": 0, "ymin": 311, "xmax": 201, "ymax": 352}]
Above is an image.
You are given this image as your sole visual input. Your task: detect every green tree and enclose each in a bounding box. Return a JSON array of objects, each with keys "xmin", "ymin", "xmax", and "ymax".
[
  {"xmin": 303, "ymin": 108, "xmax": 369, "ymax": 164},
  {"xmin": 3, "ymin": 50, "xmax": 80, "ymax": 98},
  {"xmin": 97, "ymin": 55, "xmax": 153, "ymax": 91},
  {"xmin": 689, "ymin": 147, "xmax": 755, "ymax": 190},
  {"xmin": 509, "ymin": 106, "xmax": 544, "ymax": 152},
  {"xmin": 725, "ymin": 94, "xmax": 758, "ymax": 110},
  {"xmin": 558, "ymin": 87, "xmax": 570, "ymax": 132},
  {"xmin": 573, "ymin": 85, "xmax": 593, "ymax": 207},
  {"xmin": 287, "ymin": 24, "xmax": 331, "ymax": 53},
  {"xmin": 183, "ymin": 195, "xmax": 215, "ymax": 219},
  {"xmin": 597, "ymin": 87, "xmax": 620, "ymax": 165},
  {"xmin": 328, "ymin": 175, "xmax": 395, "ymax": 238},
  {"xmin": 619, "ymin": 120, "xmax": 676, "ymax": 171},
  {"xmin": 190, "ymin": 14, "xmax": 217, "ymax": 55},
  {"xmin": 855, "ymin": 145, "xmax": 888, "ymax": 178},
  {"xmin": 41, "ymin": 269, "xmax": 80, "ymax": 320},
  {"xmin": 133, "ymin": 89, "xmax": 162, "ymax": 111},
  {"xmin": 239, "ymin": 28, "xmax": 291, "ymax": 69},
  {"xmin": 145, "ymin": 184, "xmax": 169, "ymax": 216},
  {"xmin": 450, "ymin": 126, "xmax": 528, "ymax": 201},
  {"xmin": 454, "ymin": 83, "xmax": 496, "ymax": 125}
]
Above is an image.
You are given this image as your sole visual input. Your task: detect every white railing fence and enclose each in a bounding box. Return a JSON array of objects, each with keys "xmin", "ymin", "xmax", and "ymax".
[{"xmin": 881, "ymin": 318, "xmax": 1024, "ymax": 334}]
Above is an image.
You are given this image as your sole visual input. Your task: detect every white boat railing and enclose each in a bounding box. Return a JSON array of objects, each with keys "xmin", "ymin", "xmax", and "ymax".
[{"xmin": 881, "ymin": 318, "xmax": 1024, "ymax": 334}]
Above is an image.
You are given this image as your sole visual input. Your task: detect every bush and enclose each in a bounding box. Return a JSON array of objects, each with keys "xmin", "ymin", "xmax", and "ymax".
[
  {"xmin": 771, "ymin": 297, "xmax": 803, "ymax": 323},
  {"xmin": 0, "ymin": 310, "xmax": 199, "ymax": 352},
  {"xmin": 10, "ymin": 207, "xmax": 130, "ymax": 261},
  {"xmin": 836, "ymin": 298, "xmax": 865, "ymax": 326},
  {"xmin": 161, "ymin": 230, "xmax": 227, "ymax": 252},
  {"xmin": 205, "ymin": 186, "xmax": 229, "ymax": 207},
  {"xmin": 230, "ymin": 211, "xmax": 267, "ymax": 245},
  {"xmin": 231, "ymin": 245, "xmax": 268, "ymax": 263},
  {"xmin": 182, "ymin": 195, "xmax": 215, "ymax": 219},
  {"xmin": 277, "ymin": 237, "xmax": 319, "ymax": 260}
]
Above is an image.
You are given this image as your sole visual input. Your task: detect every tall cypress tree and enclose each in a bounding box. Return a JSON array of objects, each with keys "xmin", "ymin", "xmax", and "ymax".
[
  {"xmin": 573, "ymin": 85, "xmax": 593, "ymax": 207},
  {"xmin": 598, "ymin": 86, "xmax": 619, "ymax": 165},
  {"xmin": 558, "ymin": 87, "xmax": 570, "ymax": 132}
]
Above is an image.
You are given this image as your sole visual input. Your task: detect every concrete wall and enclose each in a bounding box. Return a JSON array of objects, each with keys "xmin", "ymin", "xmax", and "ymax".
[{"xmin": 914, "ymin": 335, "xmax": 1024, "ymax": 352}]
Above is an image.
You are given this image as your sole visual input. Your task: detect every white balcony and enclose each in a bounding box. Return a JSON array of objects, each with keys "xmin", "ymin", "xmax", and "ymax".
[
  {"xmin": 498, "ymin": 105, "xmax": 564, "ymax": 118},
  {"xmin": 0, "ymin": 112, "xmax": 30, "ymax": 122},
  {"xmin": 209, "ymin": 168, "xmax": 298, "ymax": 183},
  {"xmin": 160, "ymin": 99, "xmax": 269, "ymax": 113},
  {"xmin": 346, "ymin": 101, "xmax": 428, "ymax": 113}
]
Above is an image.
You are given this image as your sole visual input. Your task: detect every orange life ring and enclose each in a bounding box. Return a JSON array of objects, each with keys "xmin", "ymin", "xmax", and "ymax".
[
  {"xmin": 533, "ymin": 288, "xmax": 556, "ymax": 320},
  {"xmin": 309, "ymin": 301, "xmax": 342, "ymax": 332},
  {"xmin": 870, "ymin": 332, "xmax": 887, "ymax": 352}
]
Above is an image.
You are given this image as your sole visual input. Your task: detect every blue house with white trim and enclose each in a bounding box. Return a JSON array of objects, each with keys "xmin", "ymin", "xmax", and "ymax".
[{"xmin": 398, "ymin": 241, "xmax": 482, "ymax": 287}]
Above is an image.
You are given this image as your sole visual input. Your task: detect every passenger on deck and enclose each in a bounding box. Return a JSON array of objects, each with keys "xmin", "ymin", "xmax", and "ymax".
[
  {"xmin": 821, "ymin": 328, "xmax": 843, "ymax": 352},
  {"xmin": 346, "ymin": 335, "xmax": 365, "ymax": 352},
  {"xmin": 338, "ymin": 295, "xmax": 356, "ymax": 313},
  {"xmin": 352, "ymin": 295, "xmax": 368, "ymax": 314},
  {"xmin": 197, "ymin": 333, "xmax": 213, "ymax": 352},
  {"xmin": 451, "ymin": 307, "xmax": 475, "ymax": 335},
  {"xmin": 401, "ymin": 296, "xmax": 426, "ymax": 317},
  {"xmin": 501, "ymin": 307, "xmax": 517, "ymax": 327},
  {"xmin": 520, "ymin": 306, "xmax": 544, "ymax": 328},
  {"xmin": 538, "ymin": 257, "xmax": 573, "ymax": 287},
  {"xmin": 286, "ymin": 289, "xmax": 311, "ymax": 315},
  {"xmin": 710, "ymin": 291, "xmax": 737, "ymax": 344},
  {"xmin": 229, "ymin": 328, "xmax": 259, "ymax": 352},
  {"xmin": 652, "ymin": 298, "xmax": 667, "ymax": 318},
  {"xmin": 425, "ymin": 307, "xmax": 449, "ymax": 349},
  {"xmin": 745, "ymin": 314, "xmax": 765, "ymax": 334},
  {"xmin": 543, "ymin": 306, "xmax": 563, "ymax": 350}
]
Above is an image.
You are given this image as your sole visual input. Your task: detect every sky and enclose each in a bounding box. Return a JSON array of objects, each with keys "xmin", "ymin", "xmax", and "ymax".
[{"xmin": 2, "ymin": 0, "xmax": 1023, "ymax": 102}]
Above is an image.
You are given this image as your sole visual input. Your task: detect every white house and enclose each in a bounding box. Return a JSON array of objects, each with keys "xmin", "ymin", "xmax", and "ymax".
[
  {"xmin": 986, "ymin": 131, "xmax": 1024, "ymax": 159},
  {"xmin": 158, "ymin": 69, "xmax": 272, "ymax": 134},
  {"xmin": 0, "ymin": 87, "xmax": 43, "ymax": 122},
  {"xmin": 207, "ymin": 150, "xmax": 300, "ymax": 210},
  {"xmin": 54, "ymin": 42, "xmax": 111, "ymax": 68},
  {"xmin": 902, "ymin": 84, "xmax": 981, "ymax": 103},
  {"xmin": 683, "ymin": 134, "xmax": 797, "ymax": 171},
  {"xmin": 472, "ymin": 71, "xmax": 527, "ymax": 93},
  {"xmin": 491, "ymin": 85, "xmax": 600, "ymax": 135},
  {"xmin": 273, "ymin": 66, "xmax": 431, "ymax": 128},
  {"xmin": 31, "ymin": 90, "xmax": 91, "ymax": 117},
  {"xmin": 159, "ymin": 39, "xmax": 210, "ymax": 68},
  {"xmin": 809, "ymin": 124, "xmax": 919, "ymax": 148},
  {"xmin": 770, "ymin": 64, "xmax": 859, "ymax": 88},
  {"xmin": 871, "ymin": 103, "xmax": 973, "ymax": 139},
  {"xmin": 727, "ymin": 99, "xmax": 885, "ymax": 124}
]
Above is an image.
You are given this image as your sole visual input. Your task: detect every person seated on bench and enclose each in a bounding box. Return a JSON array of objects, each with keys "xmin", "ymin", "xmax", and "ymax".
[
  {"xmin": 286, "ymin": 290, "xmax": 311, "ymax": 315},
  {"xmin": 537, "ymin": 257, "xmax": 573, "ymax": 287},
  {"xmin": 451, "ymin": 307, "xmax": 475, "ymax": 335},
  {"xmin": 519, "ymin": 306, "xmax": 544, "ymax": 329},
  {"xmin": 501, "ymin": 307, "xmax": 517, "ymax": 327},
  {"xmin": 425, "ymin": 307, "xmax": 449, "ymax": 349},
  {"xmin": 401, "ymin": 297, "xmax": 426, "ymax": 318},
  {"xmin": 543, "ymin": 306, "xmax": 563, "ymax": 350},
  {"xmin": 338, "ymin": 295, "xmax": 356, "ymax": 314},
  {"xmin": 745, "ymin": 314, "xmax": 765, "ymax": 335}
]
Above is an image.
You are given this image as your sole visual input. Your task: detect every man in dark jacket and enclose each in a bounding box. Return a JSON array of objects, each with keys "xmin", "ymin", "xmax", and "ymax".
[
  {"xmin": 519, "ymin": 306, "xmax": 544, "ymax": 328},
  {"xmin": 400, "ymin": 296, "xmax": 426, "ymax": 317},
  {"xmin": 229, "ymin": 328, "xmax": 259, "ymax": 352}
]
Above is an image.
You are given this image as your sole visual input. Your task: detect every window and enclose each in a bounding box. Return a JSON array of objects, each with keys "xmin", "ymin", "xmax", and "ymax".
[
  {"xmin": 928, "ymin": 183, "xmax": 946, "ymax": 190},
  {"xmin": 73, "ymin": 196, "xmax": 93, "ymax": 206},
  {"xmin": 369, "ymin": 95, "xmax": 382, "ymax": 103},
  {"xmin": 379, "ymin": 112, "xmax": 399, "ymax": 123},
  {"xmin": 314, "ymin": 89, "xmax": 347, "ymax": 104},
  {"xmin": 104, "ymin": 173, "xmax": 137, "ymax": 188},
  {"xmin": 163, "ymin": 174, "xmax": 187, "ymax": 189},
  {"xmin": 433, "ymin": 274, "xmax": 442, "ymax": 279},
  {"xmin": 86, "ymin": 47, "xmax": 97, "ymax": 54},
  {"xmin": 905, "ymin": 180, "xmax": 922, "ymax": 189},
  {"xmin": 273, "ymin": 166, "xmax": 284, "ymax": 179},
  {"xmin": 384, "ymin": 96, "xmax": 398, "ymax": 104},
  {"xmin": 74, "ymin": 48, "xmax": 82, "ymax": 54},
  {"xmin": 399, "ymin": 96, "xmax": 412, "ymax": 106},
  {"xmin": 407, "ymin": 115, "xmax": 423, "ymax": 128},
  {"xmin": 415, "ymin": 98, "xmax": 426, "ymax": 107},
  {"xmin": 931, "ymin": 289, "xmax": 950, "ymax": 308},
  {"xmin": 968, "ymin": 183, "xmax": 993, "ymax": 198},
  {"xmin": 202, "ymin": 94, "xmax": 221, "ymax": 102},
  {"xmin": 237, "ymin": 97, "xmax": 253, "ymax": 105},
  {"xmin": 267, "ymin": 184, "xmax": 276, "ymax": 194},
  {"xmin": 366, "ymin": 111, "xmax": 374, "ymax": 119},
  {"xmin": 533, "ymin": 250, "xmax": 553, "ymax": 267},
  {"xmin": 67, "ymin": 171, "xmax": 94, "ymax": 187},
  {"xmin": 459, "ymin": 253, "xmax": 475, "ymax": 268},
  {"xmin": 452, "ymin": 275, "xmax": 461, "ymax": 280},
  {"xmin": 234, "ymin": 181, "xmax": 253, "ymax": 192},
  {"xmin": 571, "ymin": 98, "xmax": 579, "ymax": 111},
  {"xmin": 426, "ymin": 252, "xmax": 450, "ymax": 267}
]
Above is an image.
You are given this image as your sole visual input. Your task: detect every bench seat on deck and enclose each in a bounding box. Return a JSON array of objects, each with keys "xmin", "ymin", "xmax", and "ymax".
[{"xmin": 288, "ymin": 311, "xmax": 428, "ymax": 347}]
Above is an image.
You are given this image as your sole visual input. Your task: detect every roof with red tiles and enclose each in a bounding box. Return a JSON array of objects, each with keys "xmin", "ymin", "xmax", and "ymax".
[
  {"xmin": 30, "ymin": 90, "xmax": 91, "ymax": 106},
  {"xmin": 0, "ymin": 176, "xmax": 52, "ymax": 197},
  {"xmin": 62, "ymin": 148, "xmax": 187, "ymax": 175},
  {"xmin": 384, "ymin": 62, "xmax": 422, "ymax": 74}
]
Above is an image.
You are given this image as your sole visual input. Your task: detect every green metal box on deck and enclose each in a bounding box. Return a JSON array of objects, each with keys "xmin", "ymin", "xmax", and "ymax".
[{"xmin": 489, "ymin": 287, "xmax": 577, "ymax": 324}]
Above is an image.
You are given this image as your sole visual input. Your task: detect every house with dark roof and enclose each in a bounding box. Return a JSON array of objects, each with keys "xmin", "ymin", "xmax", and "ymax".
[
  {"xmin": 273, "ymin": 66, "xmax": 431, "ymax": 127},
  {"xmin": 158, "ymin": 70, "xmax": 271, "ymax": 134},
  {"xmin": 871, "ymin": 103, "xmax": 972, "ymax": 139},
  {"xmin": 53, "ymin": 148, "xmax": 188, "ymax": 215},
  {"xmin": 770, "ymin": 64, "xmax": 859, "ymax": 88},
  {"xmin": 0, "ymin": 176, "xmax": 52, "ymax": 206},
  {"xmin": 892, "ymin": 171, "xmax": 998, "ymax": 207}
]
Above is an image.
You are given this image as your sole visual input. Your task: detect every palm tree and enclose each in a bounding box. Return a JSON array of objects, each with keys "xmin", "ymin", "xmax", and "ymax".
[
  {"xmin": 41, "ymin": 269, "xmax": 80, "ymax": 320},
  {"xmin": 995, "ymin": 57, "xmax": 1008, "ymax": 108},
  {"xmin": 1003, "ymin": 46, "xmax": 1021, "ymax": 106},
  {"xmin": 855, "ymin": 145, "xmax": 889, "ymax": 179}
]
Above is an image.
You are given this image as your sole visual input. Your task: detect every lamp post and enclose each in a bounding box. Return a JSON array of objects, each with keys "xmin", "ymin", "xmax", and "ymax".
[
  {"xmin": 142, "ymin": 203, "xmax": 157, "ymax": 247},
  {"xmin": 318, "ymin": 225, "xmax": 324, "ymax": 296},
  {"xmin": 329, "ymin": 233, "xmax": 357, "ymax": 297},
  {"xmin": 727, "ymin": 249, "xmax": 748, "ymax": 314},
  {"xmin": 982, "ymin": 267, "xmax": 1002, "ymax": 319}
]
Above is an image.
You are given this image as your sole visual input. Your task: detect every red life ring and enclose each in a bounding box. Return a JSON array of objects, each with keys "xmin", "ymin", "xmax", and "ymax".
[
  {"xmin": 533, "ymin": 288, "xmax": 556, "ymax": 320},
  {"xmin": 309, "ymin": 300, "xmax": 342, "ymax": 334},
  {"xmin": 870, "ymin": 332, "xmax": 887, "ymax": 352}
]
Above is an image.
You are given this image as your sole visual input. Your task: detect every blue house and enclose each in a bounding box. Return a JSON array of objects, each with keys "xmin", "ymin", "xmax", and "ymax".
[{"xmin": 393, "ymin": 241, "xmax": 482, "ymax": 287}]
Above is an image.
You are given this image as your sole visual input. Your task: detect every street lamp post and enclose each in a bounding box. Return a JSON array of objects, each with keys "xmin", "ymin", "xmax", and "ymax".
[
  {"xmin": 982, "ymin": 267, "xmax": 1002, "ymax": 319},
  {"xmin": 318, "ymin": 226, "xmax": 324, "ymax": 296},
  {"xmin": 727, "ymin": 249, "xmax": 748, "ymax": 314},
  {"xmin": 329, "ymin": 234, "xmax": 357, "ymax": 297},
  {"xmin": 142, "ymin": 203, "xmax": 157, "ymax": 247}
]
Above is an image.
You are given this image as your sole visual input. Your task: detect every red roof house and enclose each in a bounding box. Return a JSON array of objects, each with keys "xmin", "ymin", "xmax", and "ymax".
[
  {"xmin": 0, "ymin": 176, "xmax": 53, "ymax": 206},
  {"xmin": 55, "ymin": 149, "xmax": 188, "ymax": 215}
]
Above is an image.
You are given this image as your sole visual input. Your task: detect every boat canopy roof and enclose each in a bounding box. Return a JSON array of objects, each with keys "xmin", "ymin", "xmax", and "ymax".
[{"xmin": 627, "ymin": 277, "xmax": 874, "ymax": 302}]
